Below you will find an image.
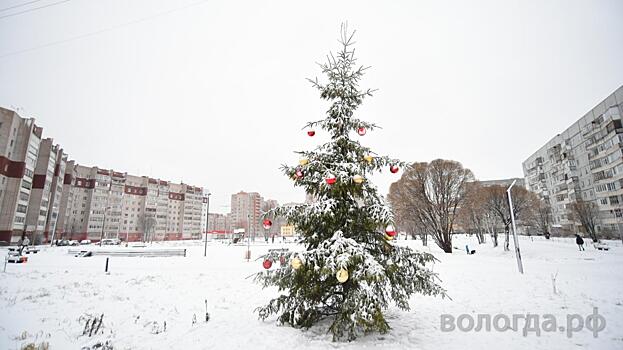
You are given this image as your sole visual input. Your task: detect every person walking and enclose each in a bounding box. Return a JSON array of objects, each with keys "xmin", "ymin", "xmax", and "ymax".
[
  {"xmin": 19, "ymin": 235, "xmax": 30, "ymax": 255},
  {"xmin": 575, "ymin": 234, "xmax": 585, "ymax": 251}
]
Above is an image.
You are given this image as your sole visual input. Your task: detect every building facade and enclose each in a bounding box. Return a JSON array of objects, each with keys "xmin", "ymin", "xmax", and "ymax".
[
  {"xmin": 57, "ymin": 165, "xmax": 205, "ymax": 242},
  {"xmin": 230, "ymin": 191, "xmax": 262, "ymax": 238},
  {"xmin": 523, "ymin": 86, "xmax": 623, "ymax": 235},
  {"xmin": 0, "ymin": 108, "xmax": 43, "ymax": 244},
  {"xmin": 0, "ymin": 107, "xmax": 206, "ymax": 244}
]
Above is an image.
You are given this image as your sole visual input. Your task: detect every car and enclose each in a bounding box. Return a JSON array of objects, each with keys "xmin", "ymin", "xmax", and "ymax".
[
  {"xmin": 101, "ymin": 239, "xmax": 121, "ymax": 245},
  {"xmin": 68, "ymin": 240, "xmax": 80, "ymax": 246},
  {"xmin": 80, "ymin": 240, "xmax": 92, "ymax": 245},
  {"xmin": 56, "ymin": 239, "xmax": 70, "ymax": 246}
]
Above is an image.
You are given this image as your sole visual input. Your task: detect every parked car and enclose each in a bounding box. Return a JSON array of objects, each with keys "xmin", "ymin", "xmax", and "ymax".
[
  {"xmin": 56, "ymin": 239, "xmax": 70, "ymax": 246},
  {"xmin": 80, "ymin": 240, "xmax": 92, "ymax": 245},
  {"xmin": 68, "ymin": 240, "xmax": 80, "ymax": 246},
  {"xmin": 101, "ymin": 238, "xmax": 121, "ymax": 245}
]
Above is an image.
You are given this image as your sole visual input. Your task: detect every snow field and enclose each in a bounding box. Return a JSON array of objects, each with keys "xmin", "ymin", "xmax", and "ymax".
[{"xmin": 0, "ymin": 235, "xmax": 621, "ymax": 349}]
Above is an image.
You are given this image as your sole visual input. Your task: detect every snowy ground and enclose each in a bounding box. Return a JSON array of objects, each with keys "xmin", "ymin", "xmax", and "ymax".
[{"xmin": 1, "ymin": 235, "xmax": 622, "ymax": 349}]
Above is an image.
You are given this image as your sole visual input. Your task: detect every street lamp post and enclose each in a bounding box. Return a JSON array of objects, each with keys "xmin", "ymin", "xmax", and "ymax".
[
  {"xmin": 247, "ymin": 214, "xmax": 251, "ymax": 262},
  {"xmin": 99, "ymin": 206, "xmax": 111, "ymax": 247},
  {"xmin": 507, "ymin": 180, "xmax": 524, "ymax": 274},
  {"xmin": 204, "ymin": 192, "xmax": 211, "ymax": 257},
  {"xmin": 611, "ymin": 209, "xmax": 623, "ymax": 245}
]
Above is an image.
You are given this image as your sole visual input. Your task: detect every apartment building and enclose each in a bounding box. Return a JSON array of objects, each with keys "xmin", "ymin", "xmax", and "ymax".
[
  {"xmin": 0, "ymin": 106, "xmax": 206, "ymax": 244},
  {"xmin": 523, "ymin": 86, "xmax": 623, "ymax": 235},
  {"xmin": 0, "ymin": 107, "xmax": 43, "ymax": 244},
  {"xmin": 24, "ymin": 138, "xmax": 68, "ymax": 243},
  {"xmin": 42, "ymin": 144, "xmax": 68, "ymax": 242},
  {"xmin": 57, "ymin": 165, "xmax": 205, "ymax": 242},
  {"xmin": 230, "ymin": 191, "xmax": 262, "ymax": 238}
]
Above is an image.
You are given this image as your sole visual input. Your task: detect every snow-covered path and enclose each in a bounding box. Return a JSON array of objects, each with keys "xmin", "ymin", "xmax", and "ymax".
[{"xmin": 1, "ymin": 236, "xmax": 621, "ymax": 349}]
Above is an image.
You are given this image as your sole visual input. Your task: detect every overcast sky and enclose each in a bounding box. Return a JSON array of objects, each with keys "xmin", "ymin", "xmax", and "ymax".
[{"xmin": 1, "ymin": 0, "xmax": 622, "ymax": 213}]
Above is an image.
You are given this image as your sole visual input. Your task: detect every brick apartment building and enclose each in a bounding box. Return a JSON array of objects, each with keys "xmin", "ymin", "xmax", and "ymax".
[
  {"xmin": 523, "ymin": 86, "xmax": 623, "ymax": 235},
  {"xmin": 0, "ymin": 107, "xmax": 206, "ymax": 244}
]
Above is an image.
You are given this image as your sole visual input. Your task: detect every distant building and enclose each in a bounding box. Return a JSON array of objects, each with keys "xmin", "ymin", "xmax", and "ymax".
[
  {"xmin": 280, "ymin": 225, "xmax": 296, "ymax": 237},
  {"xmin": 479, "ymin": 178, "xmax": 525, "ymax": 189},
  {"xmin": 230, "ymin": 191, "xmax": 262, "ymax": 238},
  {"xmin": 523, "ymin": 85, "xmax": 623, "ymax": 235},
  {"xmin": 0, "ymin": 106, "xmax": 206, "ymax": 244}
]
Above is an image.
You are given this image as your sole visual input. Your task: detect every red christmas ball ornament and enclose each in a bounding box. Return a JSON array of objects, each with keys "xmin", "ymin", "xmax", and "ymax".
[
  {"xmin": 295, "ymin": 169, "xmax": 304, "ymax": 178},
  {"xmin": 357, "ymin": 127, "xmax": 366, "ymax": 136},
  {"xmin": 263, "ymin": 259, "xmax": 273, "ymax": 269},
  {"xmin": 263, "ymin": 219, "xmax": 272, "ymax": 230},
  {"xmin": 386, "ymin": 225, "xmax": 397, "ymax": 237},
  {"xmin": 307, "ymin": 130, "xmax": 316, "ymax": 137},
  {"xmin": 325, "ymin": 173, "xmax": 337, "ymax": 185},
  {"xmin": 390, "ymin": 165, "xmax": 399, "ymax": 174}
]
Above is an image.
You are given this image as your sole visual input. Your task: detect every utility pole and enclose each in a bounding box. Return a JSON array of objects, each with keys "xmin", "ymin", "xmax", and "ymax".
[
  {"xmin": 204, "ymin": 191, "xmax": 211, "ymax": 257},
  {"xmin": 246, "ymin": 213, "xmax": 251, "ymax": 262},
  {"xmin": 507, "ymin": 180, "xmax": 524, "ymax": 274}
]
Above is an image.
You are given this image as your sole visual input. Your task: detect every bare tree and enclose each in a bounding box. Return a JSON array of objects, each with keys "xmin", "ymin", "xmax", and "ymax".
[
  {"xmin": 528, "ymin": 199, "xmax": 552, "ymax": 237},
  {"xmin": 483, "ymin": 185, "xmax": 536, "ymax": 251},
  {"xmin": 138, "ymin": 215, "xmax": 157, "ymax": 243},
  {"xmin": 388, "ymin": 183, "xmax": 427, "ymax": 245},
  {"xmin": 457, "ymin": 181, "xmax": 487, "ymax": 244},
  {"xmin": 569, "ymin": 199, "xmax": 599, "ymax": 242},
  {"xmin": 389, "ymin": 159, "xmax": 473, "ymax": 253}
]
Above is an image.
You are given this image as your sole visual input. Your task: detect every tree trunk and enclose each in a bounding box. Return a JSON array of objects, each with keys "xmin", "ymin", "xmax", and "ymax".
[
  {"xmin": 504, "ymin": 225, "xmax": 510, "ymax": 251},
  {"xmin": 439, "ymin": 239, "xmax": 452, "ymax": 253}
]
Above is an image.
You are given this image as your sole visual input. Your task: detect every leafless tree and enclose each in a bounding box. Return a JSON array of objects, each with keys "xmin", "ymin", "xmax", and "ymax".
[
  {"xmin": 457, "ymin": 181, "xmax": 487, "ymax": 244},
  {"xmin": 388, "ymin": 159, "xmax": 474, "ymax": 253},
  {"xmin": 569, "ymin": 199, "xmax": 599, "ymax": 242},
  {"xmin": 388, "ymin": 183, "xmax": 427, "ymax": 245},
  {"xmin": 528, "ymin": 199, "xmax": 552, "ymax": 237},
  {"xmin": 139, "ymin": 215, "xmax": 157, "ymax": 243},
  {"xmin": 482, "ymin": 185, "xmax": 536, "ymax": 251}
]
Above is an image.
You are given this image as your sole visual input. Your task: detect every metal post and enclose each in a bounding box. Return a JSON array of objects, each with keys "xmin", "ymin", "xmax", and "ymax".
[
  {"xmin": 247, "ymin": 214, "xmax": 251, "ymax": 262},
  {"xmin": 105, "ymin": 257, "xmax": 109, "ymax": 273},
  {"xmin": 100, "ymin": 207, "xmax": 107, "ymax": 247},
  {"xmin": 204, "ymin": 192, "xmax": 211, "ymax": 257},
  {"xmin": 507, "ymin": 180, "xmax": 524, "ymax": 274}
]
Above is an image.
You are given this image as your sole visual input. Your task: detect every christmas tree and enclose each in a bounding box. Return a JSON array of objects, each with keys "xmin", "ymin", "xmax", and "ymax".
[{"xmin": 255, "ymin": 25, "xmax": 446, "ymax": 341}]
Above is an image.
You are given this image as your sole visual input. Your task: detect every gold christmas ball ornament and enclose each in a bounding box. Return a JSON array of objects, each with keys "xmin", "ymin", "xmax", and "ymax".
[
  {"xmin": 291, "ymin": 257, "xmax": 303, "ymax": 270},
  {"xmin": 336, "ymin": 268, "xmax": 349, "ymax": 283},
  {"xmin": 353, "ymin": 174, "xmax": 364, "ymax": 184},
  {"xmin": 299, "ymin": 158, "xmax": 309, "ymax": 166},
  {"xmin": 363, "ymin": 155, "xmax": 374, "ymax": 164}
]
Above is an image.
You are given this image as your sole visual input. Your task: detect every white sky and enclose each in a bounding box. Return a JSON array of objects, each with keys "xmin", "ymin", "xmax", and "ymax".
[{"xmin": 1, "ymin": 0, "xmax": 622, "ymax": 213}]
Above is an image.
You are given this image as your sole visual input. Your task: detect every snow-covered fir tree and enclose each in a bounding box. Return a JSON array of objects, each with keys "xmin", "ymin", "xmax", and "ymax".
[{"xmin": 255, "ymin": 25, "xmax": 446, "ymax": 341}]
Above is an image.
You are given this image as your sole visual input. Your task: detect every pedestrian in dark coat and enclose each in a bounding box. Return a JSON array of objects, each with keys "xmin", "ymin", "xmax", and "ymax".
[{"xmin": 575, "ymin": 234, "xmax": 585, "ymax": 251}]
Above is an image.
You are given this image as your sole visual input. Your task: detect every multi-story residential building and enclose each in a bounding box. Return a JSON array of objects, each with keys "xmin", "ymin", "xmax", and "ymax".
[
  {"xmin": 230, "ymin": 191, "xmax": 262, "ymax": 238},
  {"xmin": 58, "ymin": 165, "xmax": 205, "ymax": 242},
  {"xmin": 523, "ymin": 86, "xmax": 623, "ymax": 236},
  {"xmin": 43, "ymin": 144, "xmax": 68, "ymax": 242},
  {"xmin": 24, "ymin": 138, "xmax": 65, "ymax": 243},
  {"xmin": 0, "ymin": 107, "xmax": 43, "ymax": 244},
  {"xmin": 0, "ymin": 106, "xmax": 206, "ymax": 244}
]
